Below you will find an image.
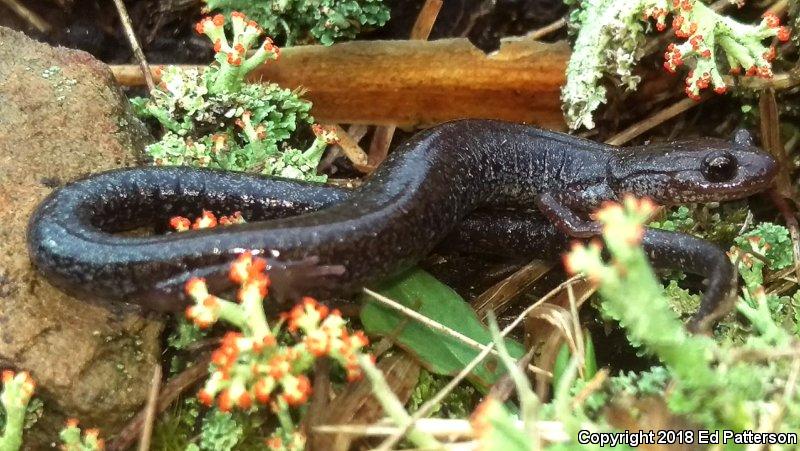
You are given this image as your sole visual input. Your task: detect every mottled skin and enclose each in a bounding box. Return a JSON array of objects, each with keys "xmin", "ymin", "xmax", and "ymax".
[
  {"xmin": 28, "ymin": 120, "xmax": 776, "ymax": 324},
  {"xmin": 443, "ymin": 211, "xmax": 737, "ymax": 331}
]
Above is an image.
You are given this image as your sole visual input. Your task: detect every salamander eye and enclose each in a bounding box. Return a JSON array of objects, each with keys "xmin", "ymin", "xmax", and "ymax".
[{"xmin": 701, "ymin": 151, "xmax": 737, "ymax": 182}]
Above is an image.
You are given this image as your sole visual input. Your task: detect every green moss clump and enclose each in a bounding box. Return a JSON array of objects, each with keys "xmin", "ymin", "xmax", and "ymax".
[{"xmin": 203, "ymin": 0, "xmax": 390, "ymax": 46}]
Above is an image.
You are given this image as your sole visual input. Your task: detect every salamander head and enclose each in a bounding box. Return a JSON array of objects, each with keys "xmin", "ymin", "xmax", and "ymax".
[{"xmin": 608, "ymin": 135, "xmax": 777, "ymax": 204}]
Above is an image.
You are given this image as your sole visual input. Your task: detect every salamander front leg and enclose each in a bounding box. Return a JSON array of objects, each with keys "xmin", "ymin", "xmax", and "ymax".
[{"xmin": 535, "ymin": 193, "xmax": 601, "ymax": 238}]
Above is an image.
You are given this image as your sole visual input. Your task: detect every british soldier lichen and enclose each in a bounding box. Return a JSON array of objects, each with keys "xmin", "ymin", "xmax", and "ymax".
[
  {"xmin": 0, "ymin": 371, "xmax": 35, "ymax": 451},
  {"xmin": 562, "ymin": 0, "xmax": 791, "ymax": 130},
  {"xmin": 201, "ymin": 0, "xmax": 390, "ymax": 46},
  {"xmin": 59, "ymin": 419, "xmax": 104, "ymax": 451},
  {"xmin": 167, "ymin": 231, "xmax": 369, "ymax": 450},
  {"xmin": 132, "ymin": 12, "xmax": 338, "ymax": 183}
]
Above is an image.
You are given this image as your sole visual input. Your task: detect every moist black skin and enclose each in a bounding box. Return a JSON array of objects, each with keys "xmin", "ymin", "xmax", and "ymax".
[
  {"xmin": 444, "ymin": 211, "xmax": 737, "ymax": 332},
  {"xmin": 27, "ymin": 119, "xmax": 776, "ymax": 330}
]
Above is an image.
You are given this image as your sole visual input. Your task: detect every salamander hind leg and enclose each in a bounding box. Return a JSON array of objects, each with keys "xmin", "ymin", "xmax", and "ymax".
[{"xmin": 266, "ymin": 256, "xmax": 347, "ymax": 305}]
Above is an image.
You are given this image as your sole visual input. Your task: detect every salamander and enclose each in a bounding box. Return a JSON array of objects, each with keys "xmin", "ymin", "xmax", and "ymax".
[
  {"xmin": 442, "ymin": 211, "xmax": 738, "ymax": 331},
  {"xmin": 27, "ymin": 119, "xmax": 776, "ymax": 327}
]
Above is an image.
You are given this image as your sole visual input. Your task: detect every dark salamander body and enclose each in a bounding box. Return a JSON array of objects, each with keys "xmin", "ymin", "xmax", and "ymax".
[{"xmin": 28, "ymin": 120, "xmax": 777, "ymax": 327}]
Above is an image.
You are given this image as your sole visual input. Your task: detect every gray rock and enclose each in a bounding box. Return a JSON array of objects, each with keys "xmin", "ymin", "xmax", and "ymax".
[{"xmin": 0, "ymin": 26, "xmax": 163, "ymax": 446}]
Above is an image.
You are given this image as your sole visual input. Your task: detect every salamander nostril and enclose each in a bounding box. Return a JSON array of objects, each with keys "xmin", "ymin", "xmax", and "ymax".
[{"xmin": 701, "ymin": 151, "xmax": 738, "ymax": 182}]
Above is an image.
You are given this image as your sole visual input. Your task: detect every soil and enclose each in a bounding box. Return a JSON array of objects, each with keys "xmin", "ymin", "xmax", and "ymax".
[
  {"xmin": 0, "ymin": 26, "xmax": 162, "ymax": 447},
  {"xmin": 0, "ymin": 0, "xmax": 568, "ymax": 65}
]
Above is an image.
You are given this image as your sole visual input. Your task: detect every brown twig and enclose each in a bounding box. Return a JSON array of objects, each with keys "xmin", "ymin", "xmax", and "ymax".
[
  {"xmin": 107, "ymin": 355, "xmax": 211, "ymax": 451},
  {"xmin": 759, "ymin": 90, "xmax": 800, "ymax": 286},
  {"xmin": 727, "ymin": 345, "xmax": 800, "ymax": 363},
  {"xmin": 138, "ymin": 365, "xmax": 162, "ymax": 451},
  {"xmin": 304, "ymin": 358, "xmax": 331, "ymax": 449},
  {"xmin": 367, "ymin": 0, "xmax": 443, "ymax": 169},
  {"xmin": 471, "ymin": 260, "xmax": 554, "ymax": 320},
  {"xmin": 571, "ymin": 369, "xmax": 609, "ymax": 408},
  {"xmin": 409, "ymin": 0, "xmax": 443, "ymax": 40},
  {"xmin": 315, "ymin": 417, "xmax": 570, "ymax": 442},
  {"xmin": 373, "ymin": 275, "xmax": 584, "ymax": 450},
  {"xmin": 605, "ymin": 95, "xmax": 709, "ymax": 146},
  {"xmin": 110, "ymin": 37, "xmax": 569, "ymax": 128},
  {"xmin": 760, "ymin": 89, "xmax": 794, "ymax": 195},
  {"xmin": 527, "ymin": 17, "xmax": 567, "ymax": 40},
  {"xmin": 488, "ymin": 346, "xmax": 537, "ymax": 403},
  {"xmin": 112, "ymin": 0, "xmax": 155, "ymax": 92},
  {"xmin": 738, "ymin": 70, "xmax": 800, "ymax": 91},
  {"xmin": 314, "ymin": 352, "xmax": 420, "ymax": 451},
  {"xmin": 367, "ymin": 125, "xmax": 397, "ymax": 169},
  {"xmin": 766, "ymin": 0, "xmax": 790, "ymax": 15},
  {"xmin": 322, "ymin": 124, "xmax": 369, "ymax": 170},
  {"xmin": 362, "ymin": 288, "xmax": 549, "ymax": 377},
  {"xmin": 0, "ymin": 0, "xmax": 51, "ymax": 33},
  {"xmin": 530, "ymin": 279, "xmax": 596, "ymax": 399}
]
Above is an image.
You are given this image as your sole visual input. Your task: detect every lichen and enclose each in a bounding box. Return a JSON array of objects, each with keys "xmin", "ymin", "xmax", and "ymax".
[
  {"xmin": 132, "ymin": 13, "xmax": 338, "ymax": 182},
  {"xmin": 563, "ymin": 0, "xmax": 791, "ymax": 130},
  {"xmin": 202, "ymin": 0, "xmax": 390, "ymax": 46}
]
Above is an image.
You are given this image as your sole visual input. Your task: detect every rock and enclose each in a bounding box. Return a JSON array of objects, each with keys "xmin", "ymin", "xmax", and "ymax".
[{"xmin": 0, "ymin": 26, "xmax": 162, "ymax": 446}]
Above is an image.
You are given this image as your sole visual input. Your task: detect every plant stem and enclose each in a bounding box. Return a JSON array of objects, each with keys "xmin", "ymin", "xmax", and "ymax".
[{"xmin": 358, "ymin": 355, "xmax": 441, "ymax": 449}]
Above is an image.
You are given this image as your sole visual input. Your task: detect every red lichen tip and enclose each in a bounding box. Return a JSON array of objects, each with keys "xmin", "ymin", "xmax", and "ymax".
[
  {"xmin": 185, "ymin": 277, "xmax": 208, "ymax": 298},
  {"xmin": 562, "ymin": 242, "xmax": 585, "ymax": 275},
  {"xmin": 777, "ymin": 26, "xmax": 790, "ymax": 42},
  {"xmin": 217, "ymin": 389, "xmax": 233, "ymax": 412},
  {"xmin": 282, "ymin": 375, "xmax": 312, "ymax": 406},
  {"xmin": 226, "ymin": 53, "xmax": 243, "ymax": 66},
  {"xmin": 764, "ymin": 46, "xmax": 777, "ymax": 62},
  {"xmin": 194, "ymin": 22, "xmax": 204, "ymax": 35},
  {"xmin": 470, "ymin": 397, "xmax": 499, "ymax": 442},
  {"xmin": 266, "ymin": 436, "xmax": 284, "ymax": 450},
  {"xmin": 237, "ymin": 391, "xmax": 252, "ymax": 409},
  {"xmin": 170, "ymin": 216, "xmax": 191, "ymax": 232},
  {"xmin": 197, "ymin": 388, "xmax": 214, "ymax": 406},
  {"xmin": 21, "ymin": 372, "xmax": 35, "ymax": 391},
  {"xmin": 684, "ymin": 86, "xmax": 702, "ymax": 101},
  {"xmin": 762, "ymin": 12, "xmax": 781, "ymax": 28},
  {"xmin": 193, "ymin": 210, "xmax": 218, "ymax": 229}
]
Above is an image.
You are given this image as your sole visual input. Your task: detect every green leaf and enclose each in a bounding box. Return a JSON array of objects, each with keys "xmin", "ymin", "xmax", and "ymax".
[
  {"xmin": 552, "ymin": 332, "xmax": 597, "ymax": 389},
  {"xmin": 359, "ymin": 268, "xmax": 525, "ymax": 392}
]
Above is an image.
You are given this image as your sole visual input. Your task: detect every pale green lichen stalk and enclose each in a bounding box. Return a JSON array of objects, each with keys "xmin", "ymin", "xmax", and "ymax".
[
  {"xmin": 202, "ymin": 0, "xmax": 390, "ymax": 46},
  {"xmin": 132, "ymin": 12, "xmax": 336, "ymax": 183},
  {"xmin": 196, "ymin": 12, "xmax": 282, "ymax": 93},
  {"xmin": 59, "ymin": 419, "xmax": 104, "ymax": 451},
  {"xmin": 172, "ymin": 242, "xmax": 369, "ymax": 450},
  {"xmin": 564, "ymin": 196, "xmax": 800, "ymax": 432},
  {"xmin": 0, "ymin": 371, "xmax": 34, "ymax": 451},
  {"xmin": 563, "ymin": 0, "xmax": 791, "ymax": 130}
]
